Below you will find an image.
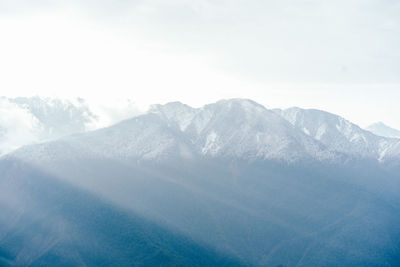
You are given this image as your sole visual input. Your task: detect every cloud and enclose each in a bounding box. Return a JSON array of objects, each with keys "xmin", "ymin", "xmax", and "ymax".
[
  {"xmin": 85, "ymin": 98, "xmax": 143, "ymax": 130},
  {"xmin": 2, "ymin": 0, "xmax": 398, "ymax": 84},
  {"xmin": 0, "ymin": 98, "xmax": 42, "ymax": 155},
  {"xmin": 0, "ymin": 96, "xmax": 144, "ymax": 155},
  {"xmin": 0, "ymin": 0, "xmax": 399, "ymax": 129}
]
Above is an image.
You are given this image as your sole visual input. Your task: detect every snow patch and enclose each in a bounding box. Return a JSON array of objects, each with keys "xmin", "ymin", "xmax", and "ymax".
[
  {"xmin": 315, "ymin": 124, "xmax": 326, "ymax": 140},
  {"xmin": 202, "ymin": 131, "xmax": 220, "ymax": 155}
]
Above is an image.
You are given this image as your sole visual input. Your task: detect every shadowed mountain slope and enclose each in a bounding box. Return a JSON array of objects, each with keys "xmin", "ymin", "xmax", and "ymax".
[{"xmin": 0, "ymin": 159, "xmax": 244, "ymax": 267}]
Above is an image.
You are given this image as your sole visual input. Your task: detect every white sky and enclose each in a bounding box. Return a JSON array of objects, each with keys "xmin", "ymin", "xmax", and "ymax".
[{"xmin": 0, "ymin": 0, "xmax": 399, "ymax": 128}]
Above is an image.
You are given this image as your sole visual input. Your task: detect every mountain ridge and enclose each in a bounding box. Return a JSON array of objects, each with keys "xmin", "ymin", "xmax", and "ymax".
[
  {"xmin": 366, "ymin": 121, "xmax": 400, "ymax": 139},
  {"xmin": 274, "ymin": 106, "xmax": 400, "ymax": 163},
  {"xmin": 3, "ymin": 97, "xmax": 400, "ymax": 165},
  {"xmin": 2, "ymin": 98, "xmax": 400, "ymax": 266}
]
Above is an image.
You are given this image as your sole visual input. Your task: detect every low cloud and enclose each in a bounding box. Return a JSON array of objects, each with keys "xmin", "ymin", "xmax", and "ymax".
[
  {"xmin": 0, "ymin": 96, "xmax": 143, "ymax": 156},
  {"xmin": 0, "ymin": 98, "xmax": 42, "ymax": 155}
]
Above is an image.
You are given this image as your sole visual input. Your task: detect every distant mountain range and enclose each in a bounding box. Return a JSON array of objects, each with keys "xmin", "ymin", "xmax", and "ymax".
[
  {"xmin": 12, "ymin": 98, "xmax": 400, "ymax": 165},
  {"xmin": 274, "ymin": 107, "xmax": 400, "ymax": 163},
  {"xmin": 1, "ymin": 98, "xmax": 400, "ymax": 266},
  {"xmin": 1, "ymin": 96, "xmax": 399, "ymax": 162},
  {"xmin": 366, "ymin": 121, "xmax": 400, "ymax": 138}
]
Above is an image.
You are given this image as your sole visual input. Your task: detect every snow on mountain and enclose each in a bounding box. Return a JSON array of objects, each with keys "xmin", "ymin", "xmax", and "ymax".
[
  {"xmin": 5, "ymin": 99, "xmax": 400, "ymax": 267},
  {"xmin": 149, "ymin": 102, "xmax": 198, "ymax": 132},
  {"xmin": 383, "ymin": 139, "xmax": 400, "ymax": 163},
  {"xmin": 72, "ymin": 113, "xmax": 196, "ymax": 161},
  {"xmin": 366, "ymin": 122, "xmax": 400, "ymax": 139},
  {"xmin": 14, "ymin": 99, "xmax": 338, "ymax": 165},
  {"xmin": 274, "ymin": 107, "xmax": 400, "ymax": 162},
  {"xmin": 149, "ymin": 99, "xmax": 335, "ymax": 162},
  {"xmin": 6, "ymin": 98, "xmax": 400, "ymax": 166}
]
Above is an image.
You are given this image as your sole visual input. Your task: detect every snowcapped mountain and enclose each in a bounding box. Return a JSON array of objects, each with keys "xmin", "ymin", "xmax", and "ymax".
[
  {"xmin": 3, "ymin": 99, "xmax": 400, "ymax": 266},
  {"xmin": 366, "ymin": 122, "xmax": 400, "ymax": 139},
  {"xmin": 149, "ymin": 99, "xmax": 335, "ymax": 162},
  {"xmin": 3, "ymin": 98, "xmax": 400, "ymax": 166},
  {"xmin": 17, "ymin": 98, "xmax": 400, "ymax": 166},
  {"xmin": 15, "ymin": 99, "xmax": 342, "ymax": 165},
  {"xmin": 274, "ymin": 107, "xmax": 400, "ymax": 162}
]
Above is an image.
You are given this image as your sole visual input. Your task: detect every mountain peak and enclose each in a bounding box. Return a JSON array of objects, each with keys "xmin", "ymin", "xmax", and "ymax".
[
  {"xmin": 149, "ymin": 101, "xmax": 193, "ymax": 111},
  {"xmin": 366, "ymin": 122, "xmax": 400, "ymax": 139},
  {"xmin": 215, "ymin": 98, "xmax": 264, "ymax": 106},
  {"xmin": 212, "ymin": 98, "xmax": 267, "ymax": 113},
  {"xmin": 149, "ymin": 101, "xmax": 197, "ymax": 131}
]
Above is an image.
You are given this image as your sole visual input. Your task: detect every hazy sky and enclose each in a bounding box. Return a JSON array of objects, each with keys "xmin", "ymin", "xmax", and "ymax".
[{"xmin": 0, "ymin": 0, "xmax": 399, "ymax": 128}]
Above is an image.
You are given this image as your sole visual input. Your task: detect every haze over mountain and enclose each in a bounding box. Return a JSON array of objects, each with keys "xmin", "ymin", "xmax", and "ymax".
[
  {"xmin": 0, "ymin": 96, "xmax": 140, "ymax": 156},
  {"xmin": 366, "ymin": 122, "xmax": 400, "ymax": 139},
  {"xmin": 1, "ymin": 99, "xmax": 400, "ymax": 266},
  {"xmin": 1, "ymin": 0, "xmax": 399, "ymax": 265}
]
